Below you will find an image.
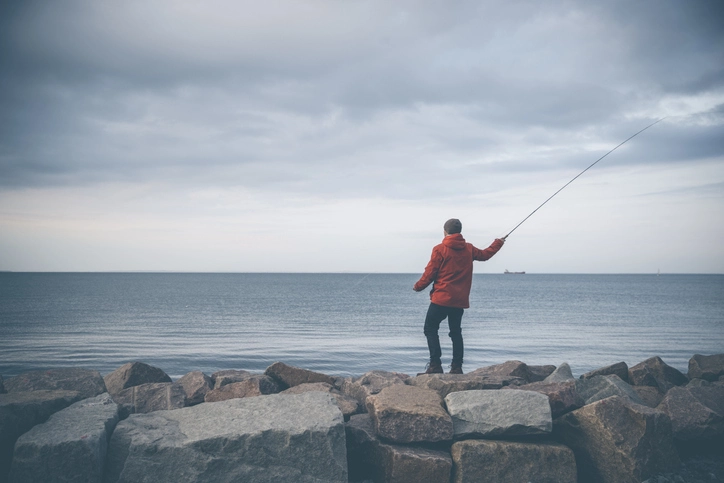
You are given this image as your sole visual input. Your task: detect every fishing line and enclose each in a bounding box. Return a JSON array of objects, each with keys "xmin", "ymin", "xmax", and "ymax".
[{"xmin": 503, "ymin": 117, "xmax": 666, "ymax": 240}]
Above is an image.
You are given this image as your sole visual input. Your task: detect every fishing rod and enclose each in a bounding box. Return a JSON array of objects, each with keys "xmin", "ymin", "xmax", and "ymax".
[{"xmin": 502, "ymin": 117, "xmax": 666, "ymax": 240}]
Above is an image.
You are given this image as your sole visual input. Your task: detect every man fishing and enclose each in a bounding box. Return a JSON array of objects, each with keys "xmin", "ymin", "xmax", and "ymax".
[{"xmin": 413, "ymin": 219, "xmax": 505, "ymax": 375}]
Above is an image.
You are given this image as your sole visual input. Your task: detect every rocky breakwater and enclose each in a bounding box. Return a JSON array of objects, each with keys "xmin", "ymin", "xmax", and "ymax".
[{"xmin": 0, "ymin": 354, "xmax": 721, "ymax": 483}]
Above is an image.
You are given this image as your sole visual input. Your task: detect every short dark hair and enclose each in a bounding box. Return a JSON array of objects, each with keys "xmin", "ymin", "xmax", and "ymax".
[{"xmin": 444, "ymin": 218, "xmax": 462, "ymax": 234}]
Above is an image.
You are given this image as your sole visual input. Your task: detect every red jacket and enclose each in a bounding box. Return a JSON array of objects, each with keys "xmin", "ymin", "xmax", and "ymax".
[{"xmin": 414, "ymin": 234, "xmax": 504, "ymax": 309}]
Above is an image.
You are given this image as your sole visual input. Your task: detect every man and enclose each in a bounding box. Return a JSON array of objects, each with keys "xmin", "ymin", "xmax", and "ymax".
[{"xmin": 413, "ymin": 218, "xmax": 505, "ymax": 375}]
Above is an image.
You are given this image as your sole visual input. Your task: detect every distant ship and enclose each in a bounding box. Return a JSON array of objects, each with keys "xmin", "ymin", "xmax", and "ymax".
[{"xmin": 504, "ymin": 269, "xmax": 526, "ymax": 274}]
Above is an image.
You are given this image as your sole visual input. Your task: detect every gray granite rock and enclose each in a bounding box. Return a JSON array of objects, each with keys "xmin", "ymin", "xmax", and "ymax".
[
  {"xmin": 580, "ymin": 361, "xmax": 629, "ymax": 382},
  {"xmin": 543, "ymin": 362, "xmax": 574, "ymax": 383},
  {"xmin": 175, "ymin": 371, "xmax": 213, "ymax": 406},
  {"xmin": 576, "ymin": 374, "xmax": 645, "ymax": 405},
  {"xmin": 504, "ymin": 380, "xmax": 583, "ymax": 418},
  {"xmin": 0, "ymin": 390, "xmax": 84, "ymax": 481},
  {"xmin": 688, "ymin": 353, "xmax": 724, "ymax": 382},
  {"xmin": 527, "ymin": 364, "xmax": 557, "ymax": 382},
  {"xmin": 113, "ymin": 382, "xmax": 186, "ymax": 418},
  {"xmin": 103, "ymin": 362, "xmax": 172, "ymax": 397},
  {"xmin": 340, "ymin": 370, "xmax": 410, "ymax": 405},
  {"xmin": 264, "ymin": 361, "xmax": 336, "ymax": 389},
  {"xmin": 365, "ymin": 384, "xmax": 453, "ymax": 444},
  {"xmin": 105, "ymin": 391, "xmax": 347, "ymax": 483},
  {"xmin": 451, "ymin": 440, "xmax": 577, "ymax": 483},
  {"xmin": 210, "ymin": 369, "xmax": 252, "ymax": 389},
  {"xmin": 657, "ymin": 385, "xmax": 724, "ymax": 442},
  {"xmin": 408, "ymin": 373, "xmax": 524, "ymax": 399},
  {"xmin": 4, "ymin": 368, "xmax": 106, "ymax": 399},
  {"xmin": 629, "ymin": 356, "xmax": 688, "ymax": 393},
  {"xmin": 444, "ymin": 389, "xmax": 552, "ymax": 438},
  {"xmin": 204, "ymin": 375, "xmax": 280, "ymax": 402},
  {"xmin": 633, "ymin": 385, "xmax": 665, "ymax": 408},
  {"xmin": 9, "ymin": 393, "xmax": 119, "ymax": 483},
  {"xmin": 469, "ymin": 360, "xmax": 533, "ymax": 383},
  {"xmin": 555, "ymin": 395, "xmax": 680, "ymax": 483},
  {"xmin": 281, "ymin": 382, "xmax": 360, "ymax": 420},
  {"xmin": 346, "ymin": 413, "xmax": 452, "ymax": 483}
]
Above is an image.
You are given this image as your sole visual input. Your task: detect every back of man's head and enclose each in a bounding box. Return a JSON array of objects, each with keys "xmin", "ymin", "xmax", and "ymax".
[{"xmin": 444, "ymin": 218, "xmax": 462, "ymax": 235}]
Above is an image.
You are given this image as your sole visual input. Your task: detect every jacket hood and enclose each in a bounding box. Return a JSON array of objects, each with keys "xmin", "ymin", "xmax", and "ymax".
[{"xmin": 443, "ymin": 233, "xmax": 467, "ymax": 250}]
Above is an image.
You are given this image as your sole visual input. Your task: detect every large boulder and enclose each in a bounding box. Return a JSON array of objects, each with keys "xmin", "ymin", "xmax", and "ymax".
[
  {"xmin": 113, "ymin": 382, "xmax": 186, "ymax": 418},
  {"xmin": 504, "ymin": 380, "xmax": 583, "ymax": 418},
  {"xmin": 103, "ymin": 362, "xmax": 172, "ymax": 397},
  {"xmin": 9, "ymin": 393, "xmax": 119, "ymax": 483},
  {"xmin": 210, "ymin": 369, "xmax": 252, "ymax": 389},
  {"xmin": 543, "ymin": 362, "xmax": 575, "ymax": 383},
  {"xmin": 280, "ymin": 382, "xmax": 360, "ymax": 420},
  {"xmin": 527, "ymin": 365, "xmax": 557, "ymax": 382},
  {"xmin": 346, "ymin": 413, "xmax": 452, "ymax": 483},
  {"xmin": 408, "ymin": 373, "xmax": 524, "ymax": 399},
  {"xmin": 444, "ymin": 390, "xmax": 552, "ymax": 439},
  {"xmin": 204, "ymin": 375, "xmax": 280, "ymax": 403},
  {"xmin": 469, "ymin": 360, "xmax": 534, "ymax": 383},
  {"xmin": 555, "ymin": 396, "xmax": 680, "ymax": 483},
  {"xmin": 105, "ymin": 391, "xmax": 347, "ymax": 483},
  {"xmin": 632, "ymin": 386, "xmax": 664, "ymax": 408},
  {"xmin": 576, "ymin": 374, "xmax": 645, "ymax": 406},
  {"xmin": 340, "ymin": 370, "xmax": 410, "ymax": 405},
  {"xmin": 580, "ymin": 361, "xmax": 629, "ymax": 383},
  {"xmin": 365, "ymin": 384, "xmax": 453, "ymax": 444},
  {"xmin": 657, "ymin": 385, "xmax": 724, "ymax": 443},
  {"xmin": 264, "ymin": 361, "xmax": 336, "ymax": 389},
  {"xmin": 175, "ymin": 371, "xmax": 213, "ymax": 406},
  {"xmin": 688, "ymin": 353, "xmax": 724, "ymax": 382},
  {"xmin": 4, "ymin": 368, "xmax": 106, "ymax": 399},
  {"xmin": 451, "ymin": 440, "xmax": 577, "ymax": 483},
  {"xmin": 628, "ymin": 356, "xmax": 688, "ymax": 393},
  {"xmin": 0, "ymin": 390, "xmax": 84, "ymax": 481}
]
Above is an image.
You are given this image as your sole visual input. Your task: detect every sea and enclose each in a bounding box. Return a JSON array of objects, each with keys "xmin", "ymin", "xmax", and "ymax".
[{"xmin": 1, "ymin": 273, "xmax": 722, "ymax": 380}]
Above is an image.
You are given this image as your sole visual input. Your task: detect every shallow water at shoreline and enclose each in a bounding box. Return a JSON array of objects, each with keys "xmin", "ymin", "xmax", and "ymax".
[{"xmin": 1, "ymin": 273, "xmax": 722, "ymax": 379}]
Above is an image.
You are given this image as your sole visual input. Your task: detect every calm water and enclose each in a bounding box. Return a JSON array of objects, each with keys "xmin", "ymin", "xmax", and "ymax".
[{"xmin": 1, "ymin": 273, "xmax": 722, "ymax": 379}]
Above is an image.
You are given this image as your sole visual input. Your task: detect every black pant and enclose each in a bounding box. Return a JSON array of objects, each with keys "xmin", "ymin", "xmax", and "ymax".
[{"xmin": 423, "ymin": 303, "xmax": 464, "ymax": 365}]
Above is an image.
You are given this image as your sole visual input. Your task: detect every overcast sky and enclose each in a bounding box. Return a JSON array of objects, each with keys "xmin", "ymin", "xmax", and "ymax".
[{"xmin": 1, "ymin": 0, "xmax": 722, "ymax": 273}]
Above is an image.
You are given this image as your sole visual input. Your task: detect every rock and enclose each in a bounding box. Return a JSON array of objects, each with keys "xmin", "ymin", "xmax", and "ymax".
[
  {"xmin": 210, "ymin": 369, "xmax": 252, "ymax": 389},
  {"xmin": 8, "ymin": 393, "xmax": 119, "ymax": 483},
  {"xmin": 580, "ymin": 361, "xmax": 630, "ymax": 383},
  {"xmin": 264, "ymin": 361, "xmax": 336, "ymax": 389},
  {"xmin": 634, "ymin": 386, "xmax": 665, "ymax": 408},
  {"xmin": 527, "ymin": 364, "xmax": 557, "ymax": 382},
  {"xmin": 204, "ymin": 375, "xmax": 280, "ymax": 403},
  {"xmin": 340, "ymin": 370, "xmax": 410, "ymax": 405},
  {"xmin": 175, "ymin": 371, "xmax": 213, "ymax": 406},
  {"xmin": 444, "ymin": 389, "xmax": 552, "ymax": 438},
  {"xmin": 555, "ymin": 395, "xmax": 680, "ymax": 483},
  {"xmin": 4, "ymin": 368, "xmax": 106, "ymax": 399},
  {"xmin": 365, "ymin": 384, "xmax": 453, "ymax": 444},
  {"xmin": 281, "ymin": 382, "xmax": 361, "ymax": 420},
  {"xmin": 688, "ymin": 354, "xmax": 724, "ymax": 382},
  {"xmin": 346, "ymin": 413, "xmax": 452, "ymax": 483},
  {"xmin": 451, "ymin": 440, "xmax": 577, "ymax": 483},
  {"xmin": 103, "ymin": 362, "xmax": 172, "ymax": 397},
  {"xmin": 629, "ymin": 356, "xmax": 688, "ymax": 393},
  {"xmin": 543, "ymin": 362, "xmax": 575, "ymax": 383},
  {"xmin": 469, "ymin": 360, "xmax": 533, "ymax": 383},
  {"xmin": 504, "ymin": 380, "xmax": 583, "ymax": 418},
  {"xmin": 113, "ymin": 382, "xmax": 186, "ymax": 418},
  {"xmin": 105, "ymin": 391, "xmax": 347, "ymax": 483},
  {"xmin": 0, "ymin": 390, "xmax": 84, "ymax": 481},
  {"xmin": 408, "ymin": 373, "xmax": 524, "ymax": 399},
  {"xmin": 576, "ymin": 374, "xmax": 645, "ymax": 405},
  {"xmin": 657, "ymin": 385, "xmax": 724, "ymax": 442}
]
